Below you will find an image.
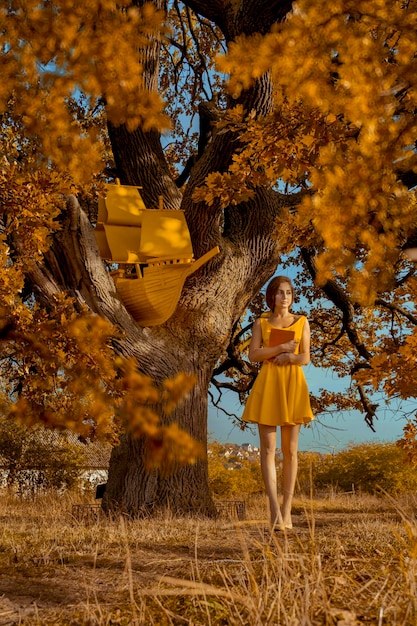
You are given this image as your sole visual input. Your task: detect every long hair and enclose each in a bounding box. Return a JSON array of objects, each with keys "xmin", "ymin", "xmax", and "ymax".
[{"xmin": 265, "ymin": 276, "xmax": 295, "ymax": 311}]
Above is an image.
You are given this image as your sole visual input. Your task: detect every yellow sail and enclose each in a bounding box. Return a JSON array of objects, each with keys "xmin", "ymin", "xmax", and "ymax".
[{"xmin": 95, "ymin": 184, "xmax": 193, "ymax": 264}]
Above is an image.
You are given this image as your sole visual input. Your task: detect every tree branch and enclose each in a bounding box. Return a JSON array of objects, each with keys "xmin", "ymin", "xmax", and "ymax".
[
  {"xmin": 357, "ymin": 384, "xmax": 378, "ymax": 431},
  {"xmin": 301, "ymin": 247, "xmax": 373, "ymax": 361},
  {"xmin": 374, "ymin": 298, "xmax": 417, "ymax": 326},
  {"xmin": 175, "ymin": 101, "xmax": 221, "ymax": 187},
  {"xmin": 183, "ymin": 0, "xmax": 293, "ymax": 39}
]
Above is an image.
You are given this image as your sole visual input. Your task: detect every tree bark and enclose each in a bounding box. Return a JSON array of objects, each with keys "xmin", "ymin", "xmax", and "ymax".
[
  {"xmin": 100, "ymin": 0, "xmax": 290, "ymax": 517},
  {"xmin": 26, "ymin": 185, "xmax": 282, "ymax": 516},
  {"xmin": 24, "ymin": 0, "xmax": 296, "ymax": 517}
]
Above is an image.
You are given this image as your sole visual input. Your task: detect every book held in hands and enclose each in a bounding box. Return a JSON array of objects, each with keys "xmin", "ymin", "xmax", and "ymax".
[{"xmin": 269, "ymin": 328, "xmax": 295, "ymax": 346}]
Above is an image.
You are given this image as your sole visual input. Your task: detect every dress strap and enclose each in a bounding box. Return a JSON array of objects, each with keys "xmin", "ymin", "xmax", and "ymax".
[{"xmin": 259, "ymin": 318, "xmax": 269, "ymax": 345}]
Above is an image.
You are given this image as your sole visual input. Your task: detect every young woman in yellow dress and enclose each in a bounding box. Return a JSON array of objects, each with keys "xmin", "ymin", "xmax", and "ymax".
[{"xmin": 242, "ymin": 276, "xmax": 314, "ymax": 530}]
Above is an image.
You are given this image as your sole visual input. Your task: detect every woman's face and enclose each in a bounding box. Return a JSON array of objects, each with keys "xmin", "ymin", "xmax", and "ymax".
[{"xmin": 274, "ymin": 282, "xmax": 293, "ymax": 309}]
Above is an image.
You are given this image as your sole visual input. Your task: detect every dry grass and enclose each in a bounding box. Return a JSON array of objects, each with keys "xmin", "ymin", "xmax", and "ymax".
[{"xmin": 0, "ymin": 490, "xmax": 416, "ymax": 625}]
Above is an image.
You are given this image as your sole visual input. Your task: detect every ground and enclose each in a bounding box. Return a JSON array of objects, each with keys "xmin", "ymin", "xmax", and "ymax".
[{"xmin": 0, "ymin": 494, "xmax": 415, "ymax": 625}]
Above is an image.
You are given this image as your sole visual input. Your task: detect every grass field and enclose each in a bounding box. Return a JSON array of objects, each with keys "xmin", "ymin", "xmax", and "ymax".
[{"xmin": 0, "ymin": 490, "xmax": 416, "ymax": 625}]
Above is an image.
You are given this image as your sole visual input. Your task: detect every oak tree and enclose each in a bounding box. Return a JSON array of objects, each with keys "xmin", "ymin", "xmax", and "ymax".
[{"xmin": 1, "ymin": 0, "xmax": 417, "ymax": 515}]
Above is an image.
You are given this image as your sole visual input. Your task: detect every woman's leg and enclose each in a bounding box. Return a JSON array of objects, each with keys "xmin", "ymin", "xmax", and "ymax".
[
  {"xmin": 280, "ymin": 424, "xmax": 301, "ymax": 527},
  {"xmin": 258, "ymin": 424, "xmax": 282, "ymax": 527}
]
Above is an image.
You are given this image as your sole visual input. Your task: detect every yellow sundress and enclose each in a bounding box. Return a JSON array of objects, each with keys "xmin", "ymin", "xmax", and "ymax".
[{"xmin": 242, "ymin": 316, "xmax": 314, "ymax": 427}]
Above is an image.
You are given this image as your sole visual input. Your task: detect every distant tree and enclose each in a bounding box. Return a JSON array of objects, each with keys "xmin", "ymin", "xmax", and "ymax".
[
  {"xmin": 312, "ymin": 442, "xmax": 417, "ymax": 495},
  {"xmin": 1, "ymin": 0, "xmax": 417, "ymax": 516},
  {"xmin": 0, "ymin": 421, "xmax": 85, "ymax": 495}
]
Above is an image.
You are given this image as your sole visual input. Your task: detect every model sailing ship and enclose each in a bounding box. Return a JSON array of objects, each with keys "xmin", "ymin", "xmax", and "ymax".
[{"xmin": 94, "ymin": 181, "xmax": 219, "ymax": 326}]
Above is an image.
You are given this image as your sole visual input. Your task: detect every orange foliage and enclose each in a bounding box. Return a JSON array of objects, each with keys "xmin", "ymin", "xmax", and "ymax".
[
  {"xmin": 1, "ymin": 0, "xmax": 168, "ymax": 185},
  {"xmin": 213, "ymin": 0, "xmax": 417, "ymax": 300},
  {"xmin": 0, "ymin": 298, "xmax": 201, "ymax": 470},
  {"xmin": 206, "ymin": 0, "xmax": 417, "ymax": 459},
  {"xmin": 0, "ymin": 1, "xmax": 204, "ymax": 473}
]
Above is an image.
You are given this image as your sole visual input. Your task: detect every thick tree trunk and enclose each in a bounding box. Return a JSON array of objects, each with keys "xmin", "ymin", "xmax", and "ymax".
[
  {"xmin": 24, "ymin": 0, "xmax": 296, "ymax": 517},
  {"xmin": 101, "ymin": 189, "xmax": 283, "ymax": 516},
  {"xmin": 100, "ymin": 0, "xmax": 288, "ymax": 514},
  {"xmin": 104, "ymin": 366, "xmax": 217, "ymax": 516}
]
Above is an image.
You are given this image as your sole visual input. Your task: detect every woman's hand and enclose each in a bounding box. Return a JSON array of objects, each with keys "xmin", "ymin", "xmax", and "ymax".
[
  {"xmin": 270, "ymin": 340, "xmax": 298, "ymax": 365},
  {"xmin": 273, "ymin": 352, "xmax": 294, "ymax": 365},
  {"xmin": 279, "ymin": 339, "xmax": 298, "ymax": 354}
]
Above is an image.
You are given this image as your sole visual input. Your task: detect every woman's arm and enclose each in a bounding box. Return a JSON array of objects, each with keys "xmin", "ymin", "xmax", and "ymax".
[{"xmin": 248, "ymin": 319, "xmax": 298, "ymax": 363}]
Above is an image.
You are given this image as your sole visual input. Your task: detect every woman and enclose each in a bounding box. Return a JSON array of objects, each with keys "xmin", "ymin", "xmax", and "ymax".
[{"xmin": 242, "ymin": 276, "xmax": 313, "ymax": 530}]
